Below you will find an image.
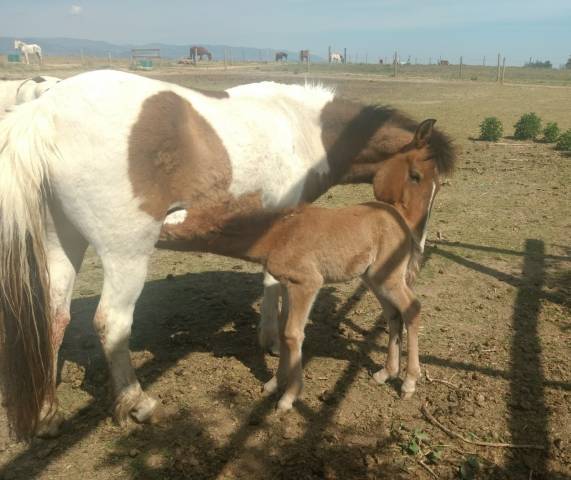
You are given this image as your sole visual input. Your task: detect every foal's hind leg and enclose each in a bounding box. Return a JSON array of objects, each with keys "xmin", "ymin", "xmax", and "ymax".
[
  {"xmin": 380, "ymin": 285, "xmax": 421, "ymax": 399},
  {"xmin": 37, "ymin": 205, "xmax": 87, "ymax": 437},
  {"xmin": 94, "ymin": 252, "xmax": 162, "ymax": 424},
  {"xmin": 362, "ymin": 277, "xmax": 402, "ymax": 384}
]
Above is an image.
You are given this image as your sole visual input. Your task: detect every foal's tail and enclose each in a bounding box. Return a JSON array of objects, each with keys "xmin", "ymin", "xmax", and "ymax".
[
  {"xmin": 0, "ymin": 101, "xmax": 60, "ymax": 439},
  {"xmin": 405, "ymin": 237, "xmax": 423, "ymax": 287}
]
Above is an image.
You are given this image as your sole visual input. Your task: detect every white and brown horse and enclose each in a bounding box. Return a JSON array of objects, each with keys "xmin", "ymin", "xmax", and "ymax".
[
  {"xmin": 14, "ymin": 40, "xmax": 43, "ymax": 65},
  {"xmin": 0, "ymin": 70, "xmax": 454, "ymax": 439},
  {"xmin": 160, "ymin": 119, "xmax": 443, "ymax": 409}
]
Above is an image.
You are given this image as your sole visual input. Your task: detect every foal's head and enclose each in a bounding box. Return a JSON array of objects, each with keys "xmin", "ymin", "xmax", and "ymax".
[{"xmin": 373, "ymin": 119, "xmax": 448, "ymax": 239}]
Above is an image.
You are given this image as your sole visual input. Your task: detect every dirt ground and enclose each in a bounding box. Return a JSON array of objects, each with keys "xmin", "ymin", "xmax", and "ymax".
[{"xmin": 0, "ymin": 63, "xmax": 569, "ymax": 480}]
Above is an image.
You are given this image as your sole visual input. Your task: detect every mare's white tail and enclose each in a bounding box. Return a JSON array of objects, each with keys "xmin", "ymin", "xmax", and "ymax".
[{"xmin": 0, "ymin": 100, "xmax": 60, "ymax": 439}]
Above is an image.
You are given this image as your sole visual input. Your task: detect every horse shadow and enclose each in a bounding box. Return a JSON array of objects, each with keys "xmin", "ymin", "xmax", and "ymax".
[{"xmin": 59, "ymin": 270, "xmax": 355, "ymax": 407}]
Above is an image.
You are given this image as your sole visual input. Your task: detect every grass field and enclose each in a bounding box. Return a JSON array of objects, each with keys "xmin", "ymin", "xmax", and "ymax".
[{"xmin": 0, "ymin": 61, "xmax": 569, "ymax": 480}]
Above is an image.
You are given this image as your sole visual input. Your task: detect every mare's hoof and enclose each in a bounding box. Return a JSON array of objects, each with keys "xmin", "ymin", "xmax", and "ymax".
[
  {"xmin": 267, "ymin": 344, "xmax": 281, "ymax": 357},
  {"xmin": 36, "ymin": 410, "xmax": 65, "ymax": 438}
]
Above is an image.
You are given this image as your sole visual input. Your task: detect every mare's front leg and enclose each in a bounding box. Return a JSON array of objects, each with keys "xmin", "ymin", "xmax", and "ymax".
[
  {"xmin": 259, "ymin": 271, "xmax": 281, "ymax": 355},
  {"xmin": 274, "ymin": 282, "xmax": 319, "ymax": 411}
]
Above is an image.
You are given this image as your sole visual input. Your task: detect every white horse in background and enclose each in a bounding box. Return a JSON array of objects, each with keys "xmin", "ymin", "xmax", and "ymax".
[
  {"xmin": 14, "ymin": 40, "xmax": 43, "ymax": 65},
  {"xmin": 0, "ymin": 76, "xmax": 60, "ymax": 117},
  {"xmin": 329, "ymin": 52, "xmax": 343, "ymax": 63}
]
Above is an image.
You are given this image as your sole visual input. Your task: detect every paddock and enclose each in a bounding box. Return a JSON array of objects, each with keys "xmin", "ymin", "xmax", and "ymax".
[{"xmin": 0, "ymin": 65, "xmax": 568, "ymax": 480}]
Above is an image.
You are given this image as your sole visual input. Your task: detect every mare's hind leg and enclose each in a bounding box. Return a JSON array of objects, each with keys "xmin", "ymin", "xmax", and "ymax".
[
  {"xmin": 259, "ymin": 271, "xmax": 281, "ymax": 356},
  {"xmin": 94, "ymin": 252, "xmax": 163, "ymax": 424},
  {"xmin": 37, "ymin": 205, "xmax": 87, "ymax": 437}
]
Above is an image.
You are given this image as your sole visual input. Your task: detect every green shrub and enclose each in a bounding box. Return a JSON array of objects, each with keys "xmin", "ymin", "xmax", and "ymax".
[
  {"xmin": 514, "ymin": 112, "xmax": 542, "ymax": 140},
  {"xmin": 556, "ymin": 129, "xmax": 571, "ymax": 151},
  {"xmin": 479, "ymin": 117, "xmax": 503, "ymax": 141},
  {"xmin": 543, "ymin": 122, "xmax": 560, "ymax": 143}
]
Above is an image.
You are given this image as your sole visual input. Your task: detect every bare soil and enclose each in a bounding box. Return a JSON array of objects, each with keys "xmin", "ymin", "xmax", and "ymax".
[{"xmin": 0, "ymin": 64, "xmax": 569, "ymax": 480}]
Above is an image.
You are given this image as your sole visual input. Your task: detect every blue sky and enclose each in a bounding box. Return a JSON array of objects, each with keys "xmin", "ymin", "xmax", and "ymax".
[{"xmin": 3, "ymin": 0, "xmax": 571, "ymax": 66}]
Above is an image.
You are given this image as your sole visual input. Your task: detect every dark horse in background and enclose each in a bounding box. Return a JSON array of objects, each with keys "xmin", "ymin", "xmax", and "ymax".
[
  {"xmin": 190, "ymin": 46, "xmax": 212, "ymax": 61},
  {"xmin": 275, "ymin": 51, "xmax": 288, "ymax": 62},
  {"xmin": 299, "ymin": 49, "xmax": 310, "ymax": 63}
]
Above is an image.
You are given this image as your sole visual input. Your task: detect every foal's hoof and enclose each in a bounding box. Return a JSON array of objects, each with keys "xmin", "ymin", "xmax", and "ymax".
[
  {"xmin": 400, "ymin": 390, "xmax": 415, "ymax": 400},
  {"xmin": 400, "ymin": 379, "xmax": 417, "ymax": 400},
  {"xmin": 277, "ymin": 394, "xmax": 295, "ymax": 412},
  {"xmin": 373, "ymin": 368, "xmax": 398, "ymax": 385},
  {"xmin": 263, "ymin": 376, "xmax": 278, "ymax": 396},
  {"xmin": 36, "ymin": 410, "xmax": 65, "ymax": 438}
]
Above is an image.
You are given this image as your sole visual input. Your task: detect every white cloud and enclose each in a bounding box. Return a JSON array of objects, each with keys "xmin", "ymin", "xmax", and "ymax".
[{"xmin": 70, "ymin": 5, "xmax": 82, "ymax": 15}]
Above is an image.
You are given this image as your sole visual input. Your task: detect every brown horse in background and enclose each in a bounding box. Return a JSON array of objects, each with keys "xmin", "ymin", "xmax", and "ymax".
[
  {"xmin": 299, "ymin": 49, "xmax": 310, "ymax": 63},
  {"xmin": 159, "ymin": 120, "xmax": 444, "ymax": 409},
  {"xmin": 275, "ymin": 51, "xmax": 288, "ymax": 62},
  {"xmin": 190, "ymin": 46, "xmax": 212, "ymax": 61}
]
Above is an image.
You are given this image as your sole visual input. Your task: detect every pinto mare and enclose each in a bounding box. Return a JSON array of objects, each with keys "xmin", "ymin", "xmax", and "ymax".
[
  {"xmin": 0, "ymin": 70, "xmax": 455, "ymax": 439},
  {"xmin": 14, "ymin": 40, "xmax": 43, "ymax": 65},
  {"xmin": 159, "ymin": 119, "xmax": 445, "ymax": 409}
]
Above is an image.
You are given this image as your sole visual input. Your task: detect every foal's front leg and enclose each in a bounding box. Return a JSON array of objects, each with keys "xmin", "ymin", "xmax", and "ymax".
[{"xmin": 275, "ymin": 283, "xmax": 318, "ymax": 411}]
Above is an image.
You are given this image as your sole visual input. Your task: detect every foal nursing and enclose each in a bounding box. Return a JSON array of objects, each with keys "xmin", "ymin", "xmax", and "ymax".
[{"xmin": 160, "ymin": 121, "xmax": 442, "ymax": 411}]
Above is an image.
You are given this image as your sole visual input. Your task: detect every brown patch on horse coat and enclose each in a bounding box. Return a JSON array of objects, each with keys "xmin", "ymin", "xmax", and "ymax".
[
  {"xmin": 31, "ymin": 76, "xmax": 47, "ymax": 83},
  {"xmin": 128, "ymin": 91, "xmax": 232, "ymax": 219}
]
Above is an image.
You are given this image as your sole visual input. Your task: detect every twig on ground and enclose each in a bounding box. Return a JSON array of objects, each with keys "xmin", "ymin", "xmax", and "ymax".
[
  {"xmin": 421, "ymin": 404, "xmax": 545, "ymax": 450},
  {"xmin": 418, "ymin": 459, "xmax": 439, "ymax": 479},
  {"xmin": 488, "ymin": 142, "xmax": 529, "ymax": 147},
  {"xmin": 425, "ymin": 370, "xmax": 459, "ymax": 389}
]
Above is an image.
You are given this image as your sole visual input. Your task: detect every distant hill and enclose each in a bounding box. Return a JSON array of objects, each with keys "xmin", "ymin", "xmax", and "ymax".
[{"xmin": 1, "ymin": 37, "xmax": 324, "ymax": 62}]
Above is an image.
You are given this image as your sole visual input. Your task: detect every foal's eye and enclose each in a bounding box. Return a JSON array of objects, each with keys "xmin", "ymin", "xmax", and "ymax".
[{"xmin": 410, "ymin": 171, "xmax": 422, "ymax": 183}]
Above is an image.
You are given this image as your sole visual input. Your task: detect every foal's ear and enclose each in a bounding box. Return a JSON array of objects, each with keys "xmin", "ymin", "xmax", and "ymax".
[{"xmin": 414, "ymin": 119, "xmax": 437, "ymax": 148}]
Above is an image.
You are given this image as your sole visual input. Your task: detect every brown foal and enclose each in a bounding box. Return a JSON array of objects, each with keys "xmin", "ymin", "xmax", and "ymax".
[{"xmin": 159, "ymin": 120, "xmax": 446, "ymax": 410}]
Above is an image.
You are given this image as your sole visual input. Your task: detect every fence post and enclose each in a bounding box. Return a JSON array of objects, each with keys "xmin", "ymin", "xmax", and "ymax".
[
  {"xmin": 393, "ymin": 51, "xmax": 398, "ymax": 77},
  {"xmin": 344, "ymin": 48, "xmax": 347, "ymax": 64},
  {"xmin": 483, "ymin": 56, "xmax": 486, "ymax": 67},
  {"xmin": 459, "ymin": 56, "xmax": 463, "ymax": 79},
  {"xmin": 496, "ymin": 53, "xmax": 501, "ymax": 82},
  {"xmin": 328, "ymin": 45, "xmax": 331, "ymax": 63},
  {"xmin": 501, "ymin": 57, "xmax": 506, "ymax": 84}
]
